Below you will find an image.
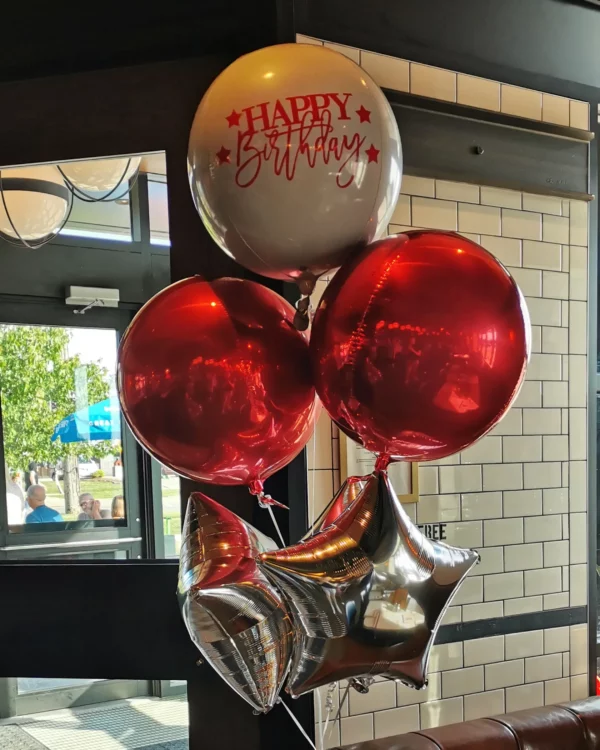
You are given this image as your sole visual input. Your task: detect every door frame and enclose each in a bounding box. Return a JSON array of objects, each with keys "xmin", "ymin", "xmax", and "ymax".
[
  {"xmin": 0, "ymin": 300, "xmax": 155, "ymax": 716},
  {"xmin": 0, "ymin": 301, "xmax": 142, "ymax": 553}
]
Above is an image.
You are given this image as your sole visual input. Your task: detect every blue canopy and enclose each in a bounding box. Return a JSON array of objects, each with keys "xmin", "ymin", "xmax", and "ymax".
[{"xmin": 51, "ymin": 398, "xmax": 121, "ymax": 444}]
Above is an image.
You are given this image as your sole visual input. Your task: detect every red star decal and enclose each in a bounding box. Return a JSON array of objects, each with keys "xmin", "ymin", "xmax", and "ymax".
[
  {"xmin": 356, "ymin": 105, "xmax": 371, "ymax": 123},
  {"xmin": 216, "ymin": 146, "xmax": 231, "ymax": 164},
  {"xmin": 226, "ymin": 109, "xmax": 242, "ymax": 128},
  {"xmin": 365, "ymin": 144, "xmax": 380, "ymax": 164}
]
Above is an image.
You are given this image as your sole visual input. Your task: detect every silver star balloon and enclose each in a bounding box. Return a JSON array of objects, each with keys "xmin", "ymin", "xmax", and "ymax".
[
  {"xmin": 178, "ymin": 492, "xmax": 294, "ymax": 712},
  {"xmin": 259, "ymin": 470, "xmax": 479, "ymax": 696}
]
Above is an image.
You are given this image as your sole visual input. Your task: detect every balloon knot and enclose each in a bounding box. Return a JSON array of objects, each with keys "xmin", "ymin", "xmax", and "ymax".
[
  {"xmin": 248, "ymin": 482, "xmax": 289, "ymax": 510},
  {"xmin": 248, "ymin": 479, "xmax": 264, "ymax": 496},
  {"xmin": 293, "ymin": 295, "xmax": 312, "ymax": 332},
  {"xmin": 258, "ymin": 494, "xmax": 289, "ymax": 510},
  {"xmin": 374, "ymin": 454, "xmax": 391, "ymax": 472},
  {"xmin": 297, "ymin": 274, "xmax": 317, "ymax": 297}
]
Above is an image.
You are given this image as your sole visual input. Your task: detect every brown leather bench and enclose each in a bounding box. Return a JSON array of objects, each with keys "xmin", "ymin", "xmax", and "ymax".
[{"xmin": 341, "ymin": 697, "xmax": 600, "ymax": 749}]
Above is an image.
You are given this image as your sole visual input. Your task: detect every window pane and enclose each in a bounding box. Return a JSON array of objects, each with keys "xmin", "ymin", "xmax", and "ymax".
[
  {"xmin": 149, "ymin": 176, "xmax": 170, "ymax": 247},
  {"xmin": 62, "ymin": 194, "xmax": 132, "ymax": 242},
  {"xmin": 161, "ymin": 468, "xmax": 181, "ymax": 558},
  {"xmin": 1, "ymin": 324, "xmax": 127, "ymax": 531}
]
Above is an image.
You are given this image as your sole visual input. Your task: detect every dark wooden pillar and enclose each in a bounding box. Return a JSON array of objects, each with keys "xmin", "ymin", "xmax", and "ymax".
[{"xmin": 165, "ymin": 3, "xmax": 315, "ymax": 745}]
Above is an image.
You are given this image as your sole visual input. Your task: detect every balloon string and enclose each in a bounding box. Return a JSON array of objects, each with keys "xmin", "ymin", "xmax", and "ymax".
[
  {"xmin": 249, "ymin": 480, "xmax": 288, "ymax": 509},
  {"xmin": 266, "ymin": 504, "xmax": 286, "ymax": 548},
  {"xmin": 247, "ymin": 483, "xmax": 288, "ymax": 548},
  {"xmin": 278, "ymin": 698, "xmax": 317, "ymax": 750},
  {"xmin": 333, "ymin": 682, "xmax": 351, "ymax": 723},
  {"xmin": 309, "ymin": 416, "xmax": 318, "ymax": 530},
  {"xmin": 257, "ymin": 493, "xmax": 289, "ymax": 510},
  {"xmin": 320, "ymin": 682, "xmax": 337, "ymax": 749},
  {"xmin": 306, "ymin": 494, "xmax": 335, "ymax": 537},
  {"xmin": 315, "ymin": 686, "xmax": 323, "ymax": 750}
]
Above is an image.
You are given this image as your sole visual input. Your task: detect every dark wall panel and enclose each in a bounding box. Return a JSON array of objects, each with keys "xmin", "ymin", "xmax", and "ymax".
[
  {"xmin": 0, "ymin": 1, "xmax": 276, "ymax": 82},
  {"xmin": 391, "ymin": 96, "xmax": 591, "ymax": 199},
  {"xmin": 0, "ymin": 242, "xmax": 170, "ymax": 305},
  {"xmin": 0, "ymin": 563, "xmax": 197, "ymax": 680}
]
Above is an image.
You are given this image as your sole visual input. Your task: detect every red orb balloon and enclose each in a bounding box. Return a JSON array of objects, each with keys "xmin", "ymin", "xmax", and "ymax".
[
  {"xmin": 310, "ymin": 231, "xmax": 530, "ymax": 461},
  {"xmin": 118, "ymin": 277, "xmax": 319, "ymax": 486}
]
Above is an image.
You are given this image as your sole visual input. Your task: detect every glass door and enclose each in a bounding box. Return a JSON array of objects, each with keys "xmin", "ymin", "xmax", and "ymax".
[
  {"xmin": 0, "ymin": 148, "xmax": 188, "ymax": 739},
  {"xmin": 0, "ymin": 302, "xmax": 150, "ymax": 715}
]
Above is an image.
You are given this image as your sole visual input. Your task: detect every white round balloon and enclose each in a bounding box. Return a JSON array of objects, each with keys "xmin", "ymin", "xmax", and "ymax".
[{"xmin": 188, "ymin": 43, "xmax": 402, "ymax": 292}]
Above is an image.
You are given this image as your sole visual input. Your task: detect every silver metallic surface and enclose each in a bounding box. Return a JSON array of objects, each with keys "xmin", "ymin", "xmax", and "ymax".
[
  {"xmin": 178, "ymin": 492, "xmax": 294, "ymax": 712},
  {"xmin": 259, "ymin": 471, "xmax": 479, "ymax": 696}
]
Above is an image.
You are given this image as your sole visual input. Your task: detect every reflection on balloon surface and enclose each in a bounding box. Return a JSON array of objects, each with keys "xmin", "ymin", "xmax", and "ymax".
[
  {"xmin": 179, "ymin": 493, "xmax": 293, "ymax": 712},
  {"xmin": 310, "ymin": 231, "xmax": 530, "ymax": 461},
  {"xmin": 118, "ymin": 277, "xmax": 319, "ymax": 485},
  {"xmin": 259, "ymin": 471, "xmax": 478, "ymax": 695},
  {"xmin": 310, "ymin": 475, "xmax": 369, "ymax": 533}
]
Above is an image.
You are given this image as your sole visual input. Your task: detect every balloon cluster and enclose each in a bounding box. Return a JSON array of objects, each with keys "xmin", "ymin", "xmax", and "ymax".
[
  {"xmin": 178, "ymin": 474, "xmax": 479, "ymax": 712},
  {"xmin": 118, "ymin": 42, "xmax": 531, "ymax": 717}
]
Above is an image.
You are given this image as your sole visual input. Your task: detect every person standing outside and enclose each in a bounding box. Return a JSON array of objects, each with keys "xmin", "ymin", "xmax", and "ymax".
[
  {"xmin": 111, "ymin": 494, "xmax": 125, "ymax": 519},
  {"xmin": 24, "ymin": 461, "xmax": 38, "ymax": 492},
  {"xmin": 78, "ymin": 493, "xmax": 109, "ymax": 520},
  {"xmin": 25, "ymin": 484, "xmax": 63, "ymax": 523},
  {"xmin": 5, "ymin": 463, "xmax": 25, "ymax": 524},
  {"xmin": 5, "ymin": 464, "xmax": 24, "ymax": 504}
]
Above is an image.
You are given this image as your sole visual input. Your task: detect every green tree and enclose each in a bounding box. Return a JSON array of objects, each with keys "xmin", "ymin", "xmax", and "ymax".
[{"xmin": 0, "ymin": 325, "xmax": 114, "ymax": 513}]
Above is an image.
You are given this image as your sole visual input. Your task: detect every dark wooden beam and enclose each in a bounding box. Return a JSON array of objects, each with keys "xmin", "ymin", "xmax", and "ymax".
[{"xmin": 0, "ymin": 25, "xmax": 314, "ymax": 749}]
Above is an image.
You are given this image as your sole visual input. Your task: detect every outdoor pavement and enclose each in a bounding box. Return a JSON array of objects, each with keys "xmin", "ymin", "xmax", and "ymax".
[{"xmin": 0, "ymin": 696, "xmax": 188, "ymax": 750}]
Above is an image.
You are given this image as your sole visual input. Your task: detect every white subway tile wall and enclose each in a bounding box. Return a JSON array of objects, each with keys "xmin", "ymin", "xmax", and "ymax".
[
  {"xmin": 316, "ymin": 623, "xmax": 584, "ymax": 743},
  {"xmin": 296, "ymin": 34, "xmax": 590, "ymax": 131},
  {"xmin": 501, "ymin": 85, "xmax": 542, "ymax": 121},
  {"xmin": 307, "ymin": 173, "xmax": 590, "ymax": 744},
  {"xmin": 298, "ymin": 35, "xmax": 590, "ymax": 742},
  {"xmin": 307, "ymin": 174, "xmax": 589, "ymax": 741},
  {"xmin": 542, "ymin": 94, "xmax": 570, "ymax": 126}
]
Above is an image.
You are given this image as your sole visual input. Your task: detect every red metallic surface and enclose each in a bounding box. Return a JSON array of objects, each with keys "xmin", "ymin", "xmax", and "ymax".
[
  {"xmin": 182, "ymin": 492, "xmax": 260, "ymax": 589},
  {"xmin": 310, "ymin": 231, "xmax": 531, "ymax": 461},
  {"xmin": 317, "ymin": 475, "xmax": 368, "ymax": 531},
  {"xmin": 118, "ymin": 277, "xmax": 318, "ymax": 485}
]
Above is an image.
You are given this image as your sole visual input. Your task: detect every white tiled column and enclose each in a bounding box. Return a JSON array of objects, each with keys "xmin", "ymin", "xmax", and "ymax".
[
  {"xmin": 306, "ymin": 179, "xmax": 590, "ymax": 745},
  {"xmin": 297, "ymin": 33, "xmax": 591, "ymax": 745}
]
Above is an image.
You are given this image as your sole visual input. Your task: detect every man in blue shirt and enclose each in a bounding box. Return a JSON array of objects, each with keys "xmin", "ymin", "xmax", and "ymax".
[{"xmin": 25, "ymin": 484, "xmax": 63, "ymax": 524}]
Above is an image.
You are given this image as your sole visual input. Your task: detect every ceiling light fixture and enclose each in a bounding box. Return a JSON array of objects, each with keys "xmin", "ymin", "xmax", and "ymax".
[
  {"xmin": 57, "ymin": 155, "xmax": 142, "ymax": 203},
  {"xmin": 0, "ymin": 165, "xmax": 72, "ymax": 249}
]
